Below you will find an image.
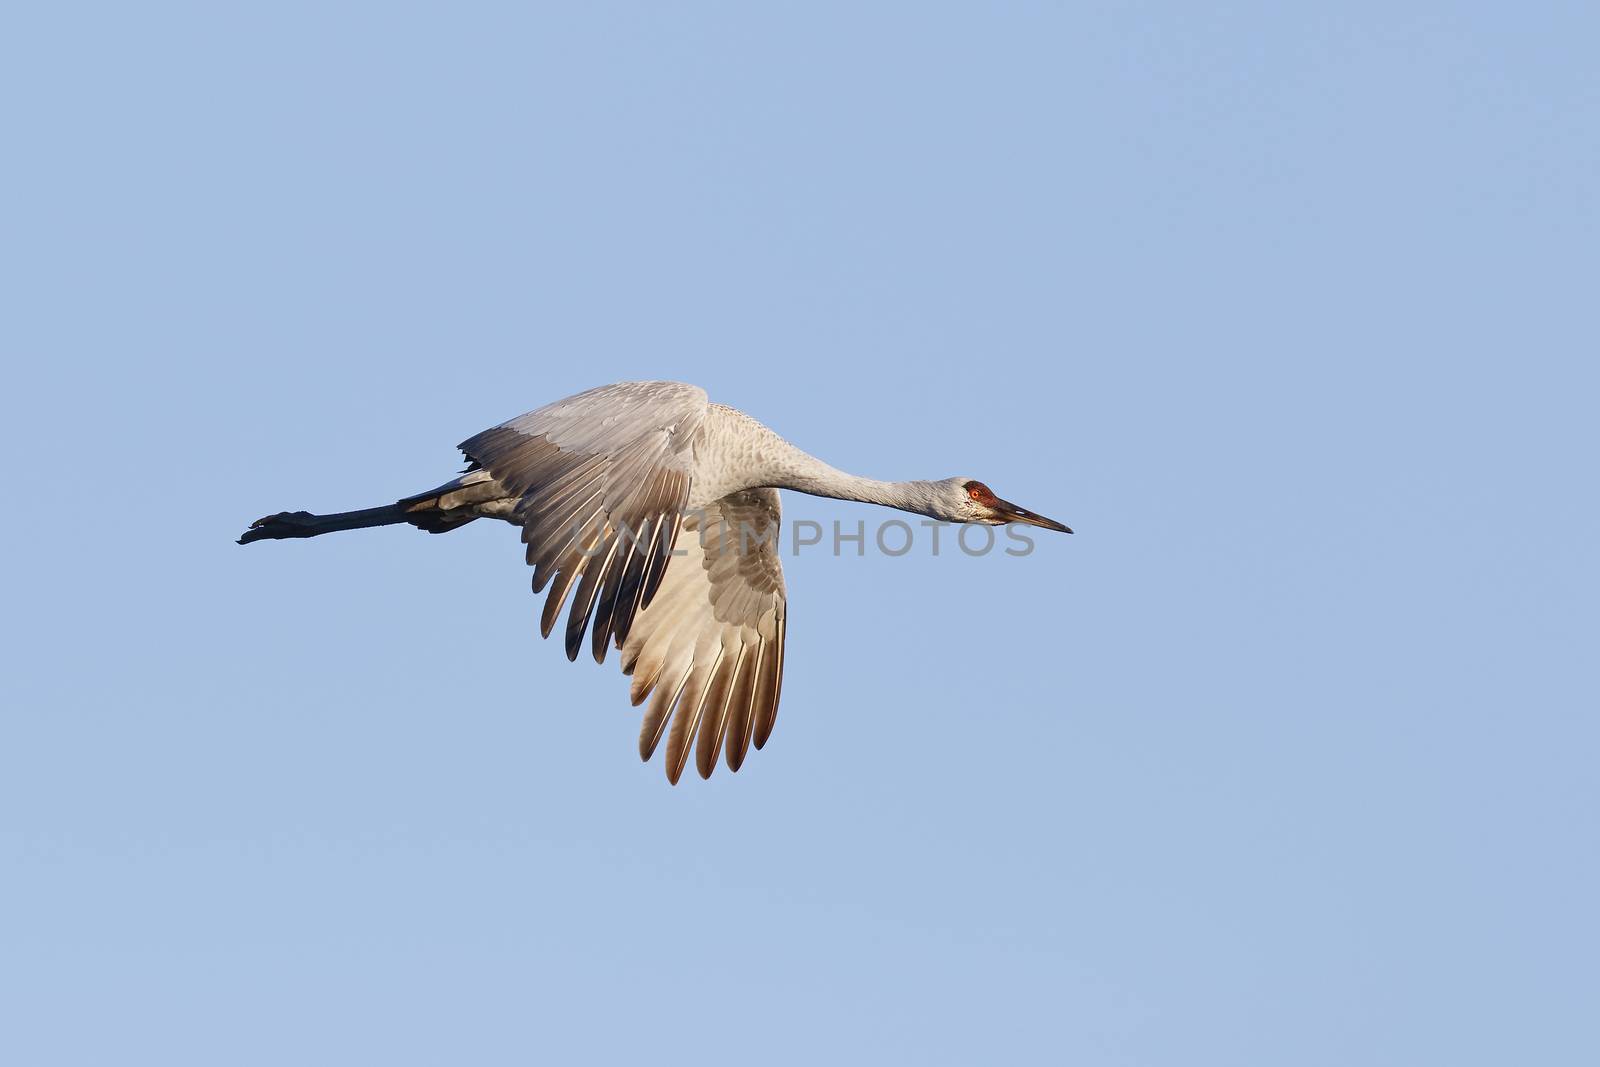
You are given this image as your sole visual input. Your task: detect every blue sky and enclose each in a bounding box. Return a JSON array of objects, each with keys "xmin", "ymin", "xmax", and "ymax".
[{"xmin": 4, "ymin": 3, "xmax": 1596, "ymax": 1064}]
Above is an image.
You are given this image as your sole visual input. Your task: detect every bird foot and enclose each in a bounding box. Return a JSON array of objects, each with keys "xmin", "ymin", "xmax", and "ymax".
[{"xmin": 238, "ymin": 510, "xmax": 317, "ymax": 544}]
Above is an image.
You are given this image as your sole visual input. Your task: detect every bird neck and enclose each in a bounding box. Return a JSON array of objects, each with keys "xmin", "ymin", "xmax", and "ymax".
[
  {"xmin": 783, "ymin": 468, "xmax": 943, "ymax": 516},
  {"xmin": 712, "ymin": 404, "xmax": 948, "ymax": 519},
  {"xmin": 762, "ymin": 443, "xmax": 944, "ymax": 518}
]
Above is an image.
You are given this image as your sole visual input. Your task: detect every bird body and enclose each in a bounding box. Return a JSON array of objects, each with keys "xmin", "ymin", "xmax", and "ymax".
[{"xmin": 241, "ymin": 380, "xmax": 1069, "ymax": 782}]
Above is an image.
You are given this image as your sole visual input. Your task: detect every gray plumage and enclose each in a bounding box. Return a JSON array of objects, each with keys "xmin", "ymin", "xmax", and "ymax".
[{"xmin": 241, "ymin": 380, "xmax": 1069, "ymax": 783}]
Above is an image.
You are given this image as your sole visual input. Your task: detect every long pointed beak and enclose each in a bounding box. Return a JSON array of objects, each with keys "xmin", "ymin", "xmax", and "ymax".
[{"xmin": 992, "ymin": 497, "xmax": 1072, "ymax": 534}]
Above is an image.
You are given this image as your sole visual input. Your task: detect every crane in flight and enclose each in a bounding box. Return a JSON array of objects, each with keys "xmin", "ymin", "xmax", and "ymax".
[{"xmin": 240, "ymin": 381, "xmax": 1070, "ymax": 782}]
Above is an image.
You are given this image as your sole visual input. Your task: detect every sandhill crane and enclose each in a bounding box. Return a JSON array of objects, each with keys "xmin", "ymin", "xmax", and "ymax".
[{"xmin": 240, "ymin": 381, "xmax": 1070, "ymax": 782}]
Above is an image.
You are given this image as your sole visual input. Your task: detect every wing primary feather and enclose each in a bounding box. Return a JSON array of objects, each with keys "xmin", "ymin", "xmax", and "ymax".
[
  {"xmin": 641, "ymin": 509, "xmax": 684, "ymax": 608},
  {"xmin": 725, "ymin": 637, "xmax": 763, "ymax": 773},
  {"xmin": 565, "ymin": 530, "xmax": 619, "ymax": 661},
  {"xmin": 665, "ymin": 646, "xmax": 722, "ymax": 784},
  {"xmin": 539, "ymin": 517, "xmax": 605, "ymax": 639},
  {"xmin": 525, "ymin": 483, "xmax": 604, "ymax": 557},
  {"xmin": 640, "ymin": 663, "xmax": 691, "ymax": 762},
  {"xmin": 695, "ymin": 645, "xmax": 746, "ymax": 780},
  {"xmin": 590, "ymin": 522, "xmax": 644, "ymax": 664},
  {"xmin": 625, "ymin": 590, "xmax": 697, "ymax": 701},
  {"xmin": 525, "ymin": 483, "xmax": 605, "ymax": 562},
  {"xmin": 753, "ymin": 612, "xmax": 785, "ymax": 749},
  {"xmin": 608, "ymin": 462, "xmax": 674, "ymax": 621},
  {"xmin": 531, "ymin": 502, "xmax": 604, "ymax": 595},
  {"xmin": 601, "ymin": 514, "xmax": 657, "ymax": 657},
  {"xmin": 613, "ymin": 512, "xmax": 666, "ymax": 644}
]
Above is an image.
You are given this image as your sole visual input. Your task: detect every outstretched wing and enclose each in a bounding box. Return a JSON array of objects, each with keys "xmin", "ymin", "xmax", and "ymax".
[
  {"xmin": 620, "ymin": 489, "xmax": 788, "ymax": 784},
  {"xmin": 459, "ymin": 381, "xmax": 709, "ymax": 661}
]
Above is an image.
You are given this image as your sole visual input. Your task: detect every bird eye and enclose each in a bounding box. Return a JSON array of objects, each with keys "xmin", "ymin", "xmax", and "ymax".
[{"xmin": 964, "ymin": 481, "xmax": 991, "ymax": 503}]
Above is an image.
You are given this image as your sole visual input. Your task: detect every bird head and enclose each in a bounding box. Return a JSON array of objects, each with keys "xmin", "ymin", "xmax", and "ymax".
[{"xmin": 936, "ymin": 478, "xmax": 1072, "ymax": 532}]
